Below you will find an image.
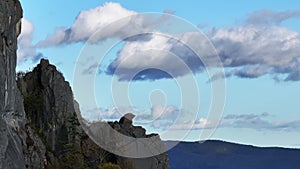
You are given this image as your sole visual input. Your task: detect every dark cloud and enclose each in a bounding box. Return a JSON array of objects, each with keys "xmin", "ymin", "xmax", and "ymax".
[
  {"xmin": 106, "ymin": 67, "xmax": 173, "ymax": 81},
  {"xmin": 285, "ymin": 71, "xmax": 300, "ymax": 82}
]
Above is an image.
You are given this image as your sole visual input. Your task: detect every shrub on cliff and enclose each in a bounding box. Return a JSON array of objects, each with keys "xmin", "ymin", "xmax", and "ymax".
[{"xmin": 98, "ymin": 163, "xmax": 121, "ymax": 169}]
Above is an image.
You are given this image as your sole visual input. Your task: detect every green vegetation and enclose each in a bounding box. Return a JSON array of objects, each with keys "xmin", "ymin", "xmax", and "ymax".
[
  {"xmin": 59, "ymin": 151, "xmax": 88, "ymax": 169},
  {"xmin": 36, "ymin": 128, "xmax": 43, "ymax": 138},
  {"xmin": 118, "ymin": 158, "xmax": 135, "ymax": 169},
  {"xmin": 22, "ymin": 92, "xmax": 43, "ymax": 114},
  {"xmin": 98, "ymin": 163, "xmax": 121, "ymax": 169},
  {"xmin": 68, "ymin": 112, "xmax": 81, "ymax": 141},
  {"xmin": 16, "ymin": 71, "xmax": 26, "ymax": 79}
]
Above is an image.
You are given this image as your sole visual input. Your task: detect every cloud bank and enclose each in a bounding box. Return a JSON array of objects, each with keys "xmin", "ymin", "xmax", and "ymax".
[
  {"xmin": 106, "ymin": 15, "xmax": 300, "ymax": 81},
  {"xmin": 31, "ymin": 2, "xmax": 300, "ymax": 82},
  {"xmin": 223, "ymin": 112, "xmax": 300, "ymax": 131},
  {"xmin": 83, "ymin": 105, "xmax": 300, "ymax": 131},
  {"xmin": 209, "ymin": 24, "xmax": 300, "ymax": 81},
  {"xmin": 106, "ymin": 33, "xmax": 206, "ymax": 81}
]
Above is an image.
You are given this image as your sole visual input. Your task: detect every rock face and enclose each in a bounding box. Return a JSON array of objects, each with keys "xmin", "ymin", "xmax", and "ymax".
[
  {"xmin": 0, "ymin": 0, "xmax": 27, "ymax": 168},
  {"xmin": 17, "ymin": 60, "xmax": 169, "ymax": 169},
  {"xmin": 17, "ymin": 59, "xmax": 79, "ymax": 168},
  {"xmin": 17, "ymin": 59, "xmax": 106, "ymax": 169},
  {"xmin": 17, "ymin": 59, "xmax": 79, "ymax": 156}
]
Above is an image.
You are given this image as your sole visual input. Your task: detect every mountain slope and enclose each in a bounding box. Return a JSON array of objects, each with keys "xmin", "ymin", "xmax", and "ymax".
[{"xmin": 166, "ymin": 140, "xmax": 300, "ymax": 169}]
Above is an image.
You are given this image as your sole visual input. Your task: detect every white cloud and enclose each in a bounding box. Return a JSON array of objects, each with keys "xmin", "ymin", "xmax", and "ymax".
[
  {"xmin": 151, "ymin": 111, "xmax": 300, "ymax": 131},
  {"xmin": 82, "ymin": 106, "xmax": 135, "ymax": 122},
  {"xmin": 82, "ymin": 105, "xmax": 300, "ymax": 132},
  {"xmin": 17, "ymin": 18, "xmax": 43, "ymax": 62},
  {"xmin": 18, "ymin": 18, "xmax": 34, "ymax": 46},
  {"xmin": 208, "ymin": 24, "xmax": 300, "ymax": 81},
  {"xmin": 37, "ymin": 2, "xmax": 176, "ymax": 47},
  {"xmin": 223, "ymin": 112, "xmax": 300, "ymax": 131},
  {"xmin": 107, "ymin": 16, "xmax": 300, "ymax": 81},
  {"xmin": 151, "ymin": 105, "xmax": 178, "ymax": 120},
  {"xmin": 168, "ymin": 118, "xmax": 220, "ymax": 130},
  {"xmin": 82, "ymin": 104, "xmax": 181, "ymax": 125},
  {"xmin": 106, "ymin": 32, "xmax": 210, "ymax": 81},
  {"xmin": 36, "ymin": 6, "xmax": 300, "ymax": 82},
  {"xmin": 37, "ymin": 2, "xmax": 138, "ymax": 47},
  {"xmin": 136, "ymin": 105, "xmax": 219, "ymax": 130},
  {"xmin": 70, "ymin": 2, "xmax": 136, "ymax": 42}
]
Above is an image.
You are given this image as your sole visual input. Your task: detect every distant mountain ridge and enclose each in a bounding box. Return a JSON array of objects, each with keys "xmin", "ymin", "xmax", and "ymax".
[{"xmin": 166, "ymin": 140, "xmax": 300, "ymax": 169}]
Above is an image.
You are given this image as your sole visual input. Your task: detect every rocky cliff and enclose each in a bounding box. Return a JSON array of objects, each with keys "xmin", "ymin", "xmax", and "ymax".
[
  {"xmin": 17, "ymin": 59, "xmax": 169, "ymax": 169},
  {"xmin": 17, "ymin": 59, "xmax": 78, "ymax": 168},
  {"xmin": 17, "ymin": 59, "xmax": 79, "ymax": 157},
  {"xmin": 17, "ymin": 59, "xmax": 112, "ymax": 169},
  {"xmin": 0, "ymin": 0, "xmax": 28, "ymax": 168}
]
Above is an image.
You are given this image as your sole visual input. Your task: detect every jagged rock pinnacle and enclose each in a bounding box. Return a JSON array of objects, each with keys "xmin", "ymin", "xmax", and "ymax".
[{"xmin": 119, "ymin": 113, "xmax": 136, "ymax": 124}]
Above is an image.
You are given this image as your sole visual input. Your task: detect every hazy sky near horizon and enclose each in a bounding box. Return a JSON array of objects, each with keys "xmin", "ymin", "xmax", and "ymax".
[{"xmin": 18, "ymin": 0, "xmax": 300, "ymax": 148}]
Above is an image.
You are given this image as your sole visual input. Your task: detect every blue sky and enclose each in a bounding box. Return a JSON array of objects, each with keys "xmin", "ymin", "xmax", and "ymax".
[{"xmin": 18, "ymin": 0, "xmax": 300, "ymax": 148}]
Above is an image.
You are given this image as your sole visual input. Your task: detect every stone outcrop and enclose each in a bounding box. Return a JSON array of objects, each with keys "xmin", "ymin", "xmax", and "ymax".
[
  {"xmin": 87, "ymin": 113, "xmax": 169, "ymax": 169},
  {"xmin": 108, "ymin": 113, "xmax": 170, "ymax": 169},
  {"xmin": 0, "ymin": 0, "xmax": 28, "ymax": 168},
  {"xmin": 17, "ymin": 59, "xmax": 79, "ymax": 156},
  {"xmin": 16, "ymin": 59, "xmax": 77, "ymax": 168},
  {"xmin": 17, "ymin": 59, "xmax": 108, "ymax": 169}
]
